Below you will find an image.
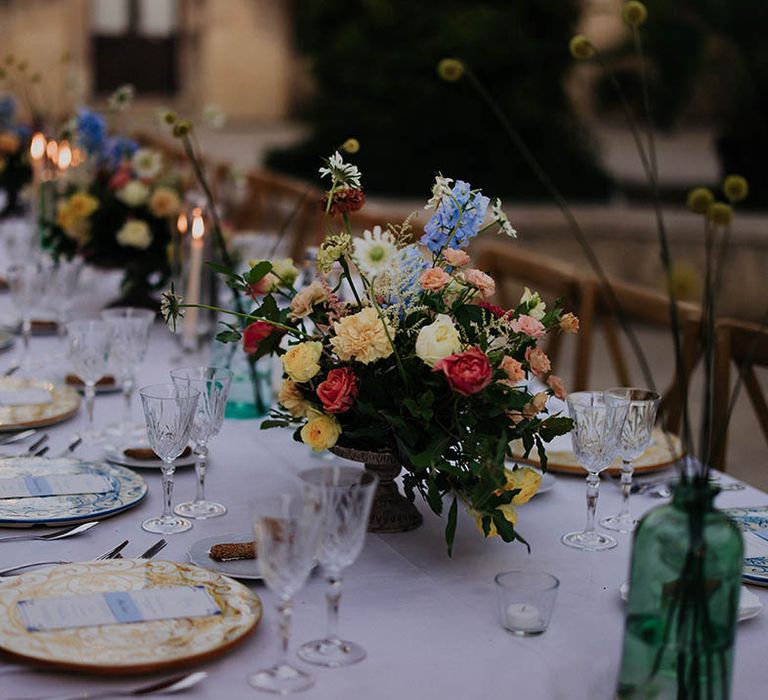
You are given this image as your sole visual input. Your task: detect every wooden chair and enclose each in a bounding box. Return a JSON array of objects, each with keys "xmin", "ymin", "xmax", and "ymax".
[{"xmin": 711, "ymin": 318, "xmax": 768, "ymax": 471}]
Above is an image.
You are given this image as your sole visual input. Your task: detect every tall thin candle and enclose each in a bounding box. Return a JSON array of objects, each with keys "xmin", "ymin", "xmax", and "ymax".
[{"xmin": 182, "ymin": 211, "xmax": 205, "ymax": 350}]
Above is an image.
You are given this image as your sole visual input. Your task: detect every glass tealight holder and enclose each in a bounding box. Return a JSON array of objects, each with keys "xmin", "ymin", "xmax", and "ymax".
[{"xmin": 494, "ymin": 571, "xmax": 559, "ymax": 637}]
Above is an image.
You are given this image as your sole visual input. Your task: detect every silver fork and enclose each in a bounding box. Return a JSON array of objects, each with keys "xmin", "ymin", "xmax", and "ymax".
[
  {"xmin": 0, "ymin": 429, "xmax": 37, "ymax": 447},
  {"xmin": 0, "ymin": 521, "xmax": 98, "ymax": 544},
  {"xmin": 5, "ymin": 670, "xmax": 207, "ymax": 700},
  {"xmin": 0, "ymin": 539, "xmax": 129, "ymax": 577}
]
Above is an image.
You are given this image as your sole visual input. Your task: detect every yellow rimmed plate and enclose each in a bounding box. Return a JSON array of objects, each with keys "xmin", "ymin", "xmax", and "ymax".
[
  {"xmin": 0, "ymin": 559, "xmax": 262, "ymax": 674},
  {"xmin": 509, "ymin": 427, "xmax": 684, "ymax": 476},
  {"xmin": 0, "ymin": 377, "xmax": 80, "ymax": 432}
]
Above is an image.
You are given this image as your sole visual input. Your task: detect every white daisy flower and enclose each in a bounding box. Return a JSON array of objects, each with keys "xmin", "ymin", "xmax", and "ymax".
[
  {"xmin": 424, "ymin": 173, "xmax": 454, "ymax": 210},
  {"xmin": 131, "ymin": 148, "xmax": 163, "ymax": 179},
  {"xmin": 319, "ymin": 151, "xmax": 362, "ymax": 188},
  {"xmin": 491, "ymin": 198, "xmax": 517, "ymax": 238},
  {"xmin": 352, "ymin": 226, "xmax": 397, "ymax": 279},
  {"xmin": 160, "ymin": 287, "xmax": 184, "ymax": 332},
  {"xmin": 107, "ymin": 84, "xmax": 135, "ymax": 112}
]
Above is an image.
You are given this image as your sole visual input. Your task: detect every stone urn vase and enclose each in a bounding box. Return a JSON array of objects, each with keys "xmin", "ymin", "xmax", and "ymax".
[{"xmin": 329, "ymin": 446, "xmax": 422, "ymax": 533}]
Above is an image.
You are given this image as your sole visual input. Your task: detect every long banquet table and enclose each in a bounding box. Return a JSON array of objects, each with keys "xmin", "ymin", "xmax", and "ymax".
[{"xmin": 1, "ymin": 310, "xmax": 767, "ymax": 699}]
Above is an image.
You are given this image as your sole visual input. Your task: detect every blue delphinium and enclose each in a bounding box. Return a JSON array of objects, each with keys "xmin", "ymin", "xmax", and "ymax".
[
  {"xmin": 76, "ymin": 109, "xmax": 107, "ymax": 155},
  {"xmin": 102, "ymin": 135, "xmax": 138, "ymax": 168},
  {"xmin": 420, "ymin": 179, "xmax": 490, "ymax": 254}
]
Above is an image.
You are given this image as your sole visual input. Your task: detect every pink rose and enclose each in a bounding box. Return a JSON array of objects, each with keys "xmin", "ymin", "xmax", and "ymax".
[
  {"xmin": 547, "ymin": 374, "xmax": 567, "ymax": 400},
  {"xmin": 434, "ymin": 346, "xmax": 493, "ymax": 396},
  {"xmin": 243, "ymin": 320, "xmax": 282, "ymax": 355},
  {"xmin": 317, "ymin": 367, "xmax": 359, "ymax": 414},
  {"xmin": 420, "ymin": 267, "xmax": 452, "ymax": 292},
  {"xmin": 560, "ymin": 313, "xmax": 579, "ymax": 333},
  {"xmin": 525, "ymin": 346, "xmax": 551, "ymax": 377},
  {"xmin": 460, "ymin": 269, "xmax": 495, "ymax": 299},
  {"xmin": 443, "ymin": 248, "xmax": 471, "ymax": 267},
  {"xmin": 247, "ymin": 273, "xmax": 279, "ymax": 299},
  {"xmin": 511, "ymin": 314, "xmax": 545, "ymax": 339},
  {"xmin": 499, "ymin": 356, "xmax": 525, "ymax": 382}
]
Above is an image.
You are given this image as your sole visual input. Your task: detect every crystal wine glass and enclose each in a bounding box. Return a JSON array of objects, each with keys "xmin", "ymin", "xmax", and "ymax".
[
  {"xmin": 101, "ymin": 307, "xmax": 155, "ymax": 440},
  {"xmin": 297, "ymin": 465, "xmax": 378, "ymax": 667},
  {"xmin": 66, "ymin": 319, "xmax": 111, "ymax": 441},
  {"xmin": 139, "ymin": 383, "xmax": 200, "ymax": 534},
  {"xmin": 600, "ymin": 388, "xmax": 661, "ymax": 533},
  {"xmin": 48, "ymin": 257, "xmax": 83, "ymax": 339},
  {"xmin": 7, "ymin": 261, "xmax": 49, "ymax": 371},
  {"xmin": 249, "ymin": 485, "xmax": 324, "ymax": 694},
  {"xmin": 561, "ymin": 391, "xmax": 629, "ymax": 551},
  {"xmin": 169, "ymin": 366, "xmax": 233, "ymax": 519}
]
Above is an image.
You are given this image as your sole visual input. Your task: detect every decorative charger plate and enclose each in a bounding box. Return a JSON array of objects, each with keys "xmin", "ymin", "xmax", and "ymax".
[
  {"xmin": 0, "ymin": 457, "xmax": 147, "ymax": 526},
  {"xmin": 509, "ymin": 428, "xmax": 684, "ymax": 476},
  {"xmin": 0, "ymin": 559, "xmax": 262, "ymax": 674},
  {"xmin": 0, "ymin": 378, "xmax": 80, "ymax": 432},
  {"xmin": 723, "ymin": 506, "xmax": 768, "ymax": 586}
]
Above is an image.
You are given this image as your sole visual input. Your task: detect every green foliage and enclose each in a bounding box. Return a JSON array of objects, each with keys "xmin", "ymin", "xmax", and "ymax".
[{"xmin": 268, "ymin": 0, "xmax": 609, "ymax": 199}]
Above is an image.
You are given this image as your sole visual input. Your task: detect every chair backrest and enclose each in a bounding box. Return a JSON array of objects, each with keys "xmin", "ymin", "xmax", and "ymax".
[{"xmin": 711, "ymin": 317, "xmax": 768, "ymax": 471}]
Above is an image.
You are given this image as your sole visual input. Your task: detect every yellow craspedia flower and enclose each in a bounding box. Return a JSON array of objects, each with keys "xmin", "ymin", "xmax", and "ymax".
[
  {"xmin": 437, "ymin": 58, "xmax": 465, "ymax": 82},
  {"xmin": 471, "ymin": 503, "xmax": 518, "ymax": 538},
  {"xmin": 67, "ymin": 192, "xmax": 99, "ymax": 218},
  {"xmin": 622, "ymin": 1, "xmax": 648, "ymax": 27},
  {"xmin": 282, "ymin": 341, "xmax": 323, "ymax": 383},
  {"xmin": 663, "ymin": 261, "xmax": 702, "ymax": 302},
  {"xmin": 707, "ymin": 202, "xmax": 733, "ymax": 227},
  {"xmin": 172, "ymin": 120, "xmax": 192, "ymax": 137},
  {"xmin": 569, "ymin": 35, "xmax": 595, "ymax": 60},
  {"xmin": 330, "ymin": 307, "xmax": 395, "ymax": 364},
  {"xmin": 342, "ymin": 138, "xmax": 360, "ymax": 154},
  {"xmin": 498, "ymin": 467, "xmax": 542, "ymax": 505},
  {"xmin": 723, "ymin": 174, "xmax": 749, "ymax": 203},
  {"xmin": 163, "ymin": 111, "xmax": 177, "ymax": 125},
  {"xmin": 278, "ymin": 379, "xmax": 310, "ymax": 418},
  {"xmin": 686, "ymin": 187, "xmax": 714, "ymax": 214},
  {"xmin": 301, "ymin": 410, "xmax": 341, "ymax": 452}
]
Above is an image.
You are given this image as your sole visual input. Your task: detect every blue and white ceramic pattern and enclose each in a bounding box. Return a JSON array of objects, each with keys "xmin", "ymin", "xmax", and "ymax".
[
  {"xmin": 723, "ymin": 506, "xmax": 768, "ymax": 586},
  {"xmin": 0, "ymin": 457, "xmax": 147, "ymax": 526}
]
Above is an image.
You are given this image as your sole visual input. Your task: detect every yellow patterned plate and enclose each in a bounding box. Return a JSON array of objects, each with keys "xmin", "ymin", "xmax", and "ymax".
[
  {"xmin": 0, "ymin": 559, "xmax": 262, "ymax": 674},
  {"xmin": 0, "ymin": 377, "xmax": 80, "ymax": 432},
  {"xmin": 510, "ymin": 428, "xmax": 684, "ymax": 476}
]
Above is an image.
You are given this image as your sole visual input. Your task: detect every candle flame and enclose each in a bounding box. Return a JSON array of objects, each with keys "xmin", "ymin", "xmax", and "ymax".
[
  {"xmin": 57, "ymin": 141, "xmax": 72, "ymax": 170},
  {"xmin": 30, "ymin": 132, "xmax": 46, "ymax": 160},
  {"xmin": 177, "ymin": 212, "xmax": 188, "ymax": 234},
  {"xmin": 191, "ymin": 212, "xmax": 205, "ymax": 240},
  {"xmin": 46, "ymin": 139, "xmax": 58, "ymax": 164}
]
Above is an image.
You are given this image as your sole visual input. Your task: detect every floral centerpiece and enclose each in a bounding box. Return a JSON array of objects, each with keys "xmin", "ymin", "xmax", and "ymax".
[
  {"xmin": 163, "ymin": 149, "xmax": 575, "ymax": 553},
  {"xmin": 0, "ymin": 96, "xmax": 32, "ymax": 219},
  {"xmin": 42, "ymin": 108, "xmax": 182, "ymax": 305}
]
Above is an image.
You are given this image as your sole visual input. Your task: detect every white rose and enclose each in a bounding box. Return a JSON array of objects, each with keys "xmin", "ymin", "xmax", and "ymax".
[
  {"xmin": 117, "ymin": 180, "xmax": 149, "ymax": 208},
  {"xmin": 131, "ymin": 148, "xmax": 163, "ymax": 179},
  {"xmin": 116, "ymin": 219, "xmax": 152, "ymax": 250},
  {"xmin": 272, "ymin": 258, "xmax": 299, "ymax": 286},
  {"xmin": 415, "ymin": 314, "xmax": 462, "ymax": 367},
  {"xmin": 520, "ymin": 286, "xmax": 546, "ymax": 320}
]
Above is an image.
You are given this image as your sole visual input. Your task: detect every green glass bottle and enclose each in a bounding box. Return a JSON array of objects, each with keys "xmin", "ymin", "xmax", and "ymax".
[{"xmin": 616, "ymin": 477, "xmax": 743, "ymax": 699}]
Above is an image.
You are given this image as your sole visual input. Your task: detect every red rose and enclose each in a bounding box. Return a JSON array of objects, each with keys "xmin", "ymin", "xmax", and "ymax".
[
  {"xmin": 477, "ymin": 301, "xmax": 509, "ymax": 319},
  {"xmin": 317, "ymin": 367, "xmax": 359, "ymax": 414},
  {"xmin": 243, "ymin": 320, "xmax": 282, "ymax": 355},
  {"xmin": 433, "ymin": 346, "xmax": 493, "ymax": 396}
]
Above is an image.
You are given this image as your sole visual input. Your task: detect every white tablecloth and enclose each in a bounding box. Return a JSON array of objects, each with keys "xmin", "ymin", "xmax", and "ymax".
[{"xmin": 0, "ymin": 314, "xmax": 766, "ymax": 700}]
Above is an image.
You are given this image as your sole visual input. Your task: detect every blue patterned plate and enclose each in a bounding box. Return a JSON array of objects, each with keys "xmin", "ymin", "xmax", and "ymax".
[
  {"xmin": 0, "ymin": 457, "xmax": 147, "ymax": 527},
  {"xmin": 723, "ymin": 507, "xmax": 768, "ymax": 586}
]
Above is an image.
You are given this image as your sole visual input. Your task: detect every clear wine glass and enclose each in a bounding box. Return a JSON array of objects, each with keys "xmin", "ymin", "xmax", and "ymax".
[
  {"xmin": 169, "ymin": 366, "xmax": 233, "ymax": 519},
  {"xmin": 101, "ymin": 307, "xmax": 155, "ymax": 440},
  {"xmin": 561, "ymin": 391, "xmax": 629, "ymax": 551},
  {"xmin": 66, "ymin": 319, "xmax": 110, "ymax": 441},
  {"xmin": 297, "ymin": 466, "xmax": 378, "ymax": 667},
  {"xmin": 139, "ymin": 383, "xmax": 200, "ymax": 535},
  {"xmin": 600, "ymin": 388, "xmax": 661, "ymax": 533},
  {"xmin": 249, "ymin": 484, "xmax": 324, "ymax": 694},
  {"xmin": 48, "ymin": 257, "xmax": 83, "ymax": 340},
  {"xmin": 7, "ymin": 261, "xmax": 49, "ymax": 371}
]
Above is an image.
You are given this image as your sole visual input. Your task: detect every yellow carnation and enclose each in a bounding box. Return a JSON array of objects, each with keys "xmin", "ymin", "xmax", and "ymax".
[
  {"xmin": 67, "ymin": 192, "xmax": 99, "ymax": 218},
  {"xmin": 282, "ymin": 341, "xmax": 323, "ymax": 383},
  {"xmin": 330, "ymin": 307, "xmax": 394, "ymax": 364},
  {"xmin": 569, "ymin": 35, "xmax": 595, "ymax": 60},
  {"xmin": 301, "ymin": 411, "xmax": 341, "ymax": 452},
  {"xmin": 622, "ymin": 1, "xmax": 648, "ymax": 27},
  {"xmin": 471, "ymin": 503, "xmax": 517, "ymax": 538},
  {"xmin": 723, "ymin": 174, "xmax": 749, "ymax": 203},
  {"xmin": 149, "ymin": 186, "xmax": 181, "ymax": 217},
  {"xmin": 707, "ymin": 202, "xmax": 733, "ymax": 227},
  {"xmin": 437, "ymin": 58, "xmax": 465, "ymax": 82},
  {"xmin": 498, "ymin": 467, "xmax": 542, "ymax": 505},
  {"xmin": 686, "ymin": 187, "xmax": 714, "ymax": 214},
  {"xmin": 278, "ymin": 379, "xmax": 310, "ymax": 418}
]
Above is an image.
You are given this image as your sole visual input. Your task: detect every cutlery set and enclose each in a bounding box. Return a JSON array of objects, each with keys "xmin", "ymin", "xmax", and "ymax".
[{"xmin": 0, "ymin": 431, "xmax": 84, "ymax": 459}]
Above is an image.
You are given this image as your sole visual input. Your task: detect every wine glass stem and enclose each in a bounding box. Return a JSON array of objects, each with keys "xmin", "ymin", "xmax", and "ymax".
[
  {"xmin": 585, "ymin": 471, "xmax": 600, "ymax": 534},
  {"xmin": 193, "ymin": 444, "xmax": 208, "ymax": 504},
  {"xmin": 277, "ymin": 596, "xmax": 294, "ymax": 666},
  {"xmin": 122, "ymin": 374, "xmax": 135, "ymax": 424},
  {"xmin": 619, "ymin": 459, "xmax": 634, "ymax": 518},
  {"xmin": 161, "ymin": 466, "xmax": 176, "ymax": 520},
  {"xmin": 324, "ymin": 570, "xmax": 343, "ymax": 642},
  {"xmin": 84, "ymin": 382, "xmax": 96, "ymax": 428}
]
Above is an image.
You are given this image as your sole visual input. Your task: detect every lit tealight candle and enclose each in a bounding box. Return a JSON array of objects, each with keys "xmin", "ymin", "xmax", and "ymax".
[
  {"xmin": 45, "ymin": 139, "xmax": 58, "ymax": 166},
  {"xmin": 57, "ymin": 140, "xmax": 72, "ymax": 171},
  {"xmin": 177, "ymin": 211, "xmax": 188, "ymax": 235},
  {"xmin": 504, "ymin": 603, "xmax": 542, "ymax": 632},
  {"xmin": 30, "ymin": 132, "xmax": 46, "ymax": 162}
]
